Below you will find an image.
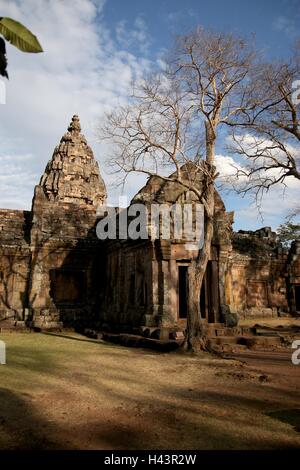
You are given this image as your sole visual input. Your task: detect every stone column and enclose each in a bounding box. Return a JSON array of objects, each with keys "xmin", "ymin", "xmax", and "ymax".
[
  {"xmin": 210, "ymin": 260, "xmax": 220, "ymax": 323},
  {"xmin": 169, "ymin": 259, "xmax": 178, "ymax": 324},
  {"xmin": 218, "ymin": 248, "xmax": 228, "ymax": 307},
  {"xmin": 155, "ymin": 240, "xmax": 173, "ymax": 328}
]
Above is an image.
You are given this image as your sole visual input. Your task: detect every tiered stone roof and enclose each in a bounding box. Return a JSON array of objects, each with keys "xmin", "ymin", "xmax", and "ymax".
[{"xmin": 39, "ymin": 115, "xmax": 106, "ymax": 206}]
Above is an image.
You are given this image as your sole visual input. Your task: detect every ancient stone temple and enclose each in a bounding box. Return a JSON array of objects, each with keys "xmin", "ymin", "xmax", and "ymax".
[
  {"xmin": 0, "ymin": 116, "xmax": 299, "ymax": 335},
  {"xmin": 101, "ymin": 165, "xmax": 234, "ymax": 332},
  {"xmin": 0, "ymin": 116, "xmax": 107, "ymax": 330}
]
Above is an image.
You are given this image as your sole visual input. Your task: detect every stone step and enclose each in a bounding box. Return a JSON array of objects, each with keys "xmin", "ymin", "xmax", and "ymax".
[
  {"xmin": 237, "ymin": 335, "xmax": 282, "ymax": 348},
  {"xmin": 0, "ymin": 319, "xmax": 16, "ymax": 332},
  {"xmin": 214, "ymin": 329, "xmax": 226, "ymax": 337},
  {"xmin": 254, "ymin": 327, "xmax": 300, "ymax": 335},
  {"xmin": 0, "ymin": 319, "xmax": 15, "ymax": 326},
  {"xmin": 209, "ymin": 342, "xmax": 249, "ymax": 353},
  {"xmin": 207, "ymin": 323, "xmax": 225, "ymax": 330},
  {"xmin": 208, "ymin": 326, "xmax": 242, "ymax": 337},
  {"xmin": 240, "ymin": 327, "xmax": 254, "ymax": 335},
  {"xmin": 32, "ymin": 321, "xmax": 63, "ymax": 332},
  {"xmin": 226, "ymin": 327, "xmax": 243, "ymax": 336},
  {"xmin": 208, "ymin": 335, "xmax": 238, "ymax": 346},
  {"xmin": 208, "ymin": 338, "xmax": 238, "ymax": 352},
  {"xmin": 209, "ymin": 333, "xmax": 283, "ymax": 351}
]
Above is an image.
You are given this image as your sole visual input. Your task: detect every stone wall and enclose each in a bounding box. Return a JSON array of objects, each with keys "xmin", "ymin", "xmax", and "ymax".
[
  {"xmin": 228, "ymin": 228, "xmax": 289, "ymax": 319},
  {"xmin": 102, "ymin": 239, "xmax": 153, "ymax": 329},
  {"xmin": 287, "ymin": 240, "xmax": 300, "ymax": 313},
  {"xmin": 0, "ymin": 209, "xmax": 31, "ymax": 321}
]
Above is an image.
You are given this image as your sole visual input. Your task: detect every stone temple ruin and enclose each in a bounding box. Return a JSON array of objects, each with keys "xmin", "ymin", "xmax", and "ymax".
[{"xmin": 0, "ymin": 116, "xmax": 299, "ymax": 340}]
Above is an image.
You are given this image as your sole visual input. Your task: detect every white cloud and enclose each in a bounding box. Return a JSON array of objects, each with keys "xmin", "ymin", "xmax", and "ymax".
[
  {"xmin": 165, "ymin": 9, "xmax": 196, "ymax": 32},
  {"xmin": 0, "ymin": 1, "xmax": 298, "ymax": 233},
  {"xmin": 272, "ymin": 15, "xmax": 299, "ymax": 39},
  {"xmin": 0, "ymin": 153, "xmax": 33, "ymax": 162},
  {"xmin": 215, "ymin": 154, "xmax": 245, "ymax": 179},
  {"xmin": 0, "ymin": 0, "xmax": 152, "ymax": 209},
  {"xmin": 0, "ymin": 155, "xmax": 38, "ymax": 210},
  {"xmin": 216, "ymin": 151, "xmax": 300, "ymax": 229},
  {"xmin": 115, "ymin": 16, "xmax": 151, "ymax": 55}
]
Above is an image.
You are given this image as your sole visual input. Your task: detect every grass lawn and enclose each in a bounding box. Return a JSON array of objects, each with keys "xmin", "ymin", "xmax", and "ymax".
[{"xmin": 0, "ymin": 332, "xmax": 299, "ymax": 449}]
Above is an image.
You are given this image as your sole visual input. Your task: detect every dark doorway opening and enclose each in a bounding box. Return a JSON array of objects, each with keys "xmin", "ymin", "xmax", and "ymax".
[
  {"xmin": 129, "ymin": 273, "xmax": 136, "ymax": 305},
  {"xmin": 50, "ymin": 269, "xmax": 85, "ymax": 305},
  {"xmin": 206, "ymin": 261, "xmax": 220, "ymax": 323},
  {"xmin": 178, "ymin": 266, "xmax": 188, "ymax": 318},
  {"xmin": 200, "ymin": 280, "xmax": 206, "ymax": 319},
  {"xmin": 295, "ymin": 285, "xmax": 300, "ymax": 311}
]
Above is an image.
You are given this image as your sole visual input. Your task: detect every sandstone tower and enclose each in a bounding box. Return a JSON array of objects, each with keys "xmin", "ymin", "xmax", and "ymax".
[
  {"xmin": 28, "ymin": 115, "xmax": 107, "ymax": 329},
  {"xmin": 39, "ymin": 114, "xmax": 106, "ymax": 206}
]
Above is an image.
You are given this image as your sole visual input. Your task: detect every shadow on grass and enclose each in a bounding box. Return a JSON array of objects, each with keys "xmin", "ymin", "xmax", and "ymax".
[
  {"xmin": 267, "ymin": 409, "xmax": 300, "ymax": 433},
  {"xmin": 0, "ymin": 387, "xmax": 144, "ymax": 450},
  {"xmin": 42, "ymin": 331, "xmax": 170, "ymax": 356},
  {"xmin": 42, "ymin": 331, "xmax": 104, "ymax": 345},
  {"xmin": 0, "ymin": 387, "xmax": 64, "ymax": 449},
  {"xmin": 1, "ymin": 334, "xmax": 300, "ymax": 449}
]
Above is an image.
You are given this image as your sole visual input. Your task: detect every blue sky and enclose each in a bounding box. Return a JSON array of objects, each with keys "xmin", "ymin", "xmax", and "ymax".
[
  {"xmin": 104, "ymin": 0, "xmax": 299, "ymax": 59},
  {"xmin": 0, "ymin": 0, "xmax": 299, "ymax": 231}
]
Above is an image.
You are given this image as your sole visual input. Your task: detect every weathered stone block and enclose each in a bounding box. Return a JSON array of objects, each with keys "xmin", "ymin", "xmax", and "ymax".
[{"xmin": 220, "ymin": 304, "xmax": 239, "ymax": 327}]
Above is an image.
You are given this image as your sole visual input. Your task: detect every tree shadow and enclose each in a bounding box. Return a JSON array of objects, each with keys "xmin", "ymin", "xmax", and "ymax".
[
  {"xmin": 42, "ymin": 331, "xmax": 104, "ymax": 345},
  {"xmin": 1, "ymin": 333, "xmax": 300, "ymax": 450},
  {"xmin": 0, "ymin": 387, "xmax": 65, "ymax": 449},
  {"xmin": 267, "ymin": 409, "xmax": 300, "ymax": 433}
]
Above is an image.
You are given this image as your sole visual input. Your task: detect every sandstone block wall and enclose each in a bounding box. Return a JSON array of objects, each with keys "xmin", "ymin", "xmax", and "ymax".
[
  {"xmin": 228, "ymin": 228, "xmax": 289, "ymax": 318},
  {"xmin": 0, "ymin": 209, "xmax": 31, "ymax": 321}
]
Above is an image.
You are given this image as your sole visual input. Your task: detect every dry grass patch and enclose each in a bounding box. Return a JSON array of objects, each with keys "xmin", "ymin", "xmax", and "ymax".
[{"xmin": 0, "ymin": 332, "xmax": 299, "ymax": 449}]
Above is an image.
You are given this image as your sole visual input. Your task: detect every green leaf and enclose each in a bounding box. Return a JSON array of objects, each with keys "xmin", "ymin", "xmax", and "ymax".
[{"xmin": 0, "ymin": 17, "xmax": 43, "ymax": 53}]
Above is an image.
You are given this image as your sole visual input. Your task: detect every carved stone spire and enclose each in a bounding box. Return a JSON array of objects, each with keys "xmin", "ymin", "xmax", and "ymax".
[
  {"xmin": 68, "ymin": 114, "xmax": 81, "ymax": 135},
  {"xmin": 39, "ymin": 115, "xmax": 107, "ymax": 206}
]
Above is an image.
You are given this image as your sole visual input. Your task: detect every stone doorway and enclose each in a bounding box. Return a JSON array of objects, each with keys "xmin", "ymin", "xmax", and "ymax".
[
  {"xmin": 178, "ymin": 265, "xmax": 188, "ymax": 319},
  {"xmin": 200, "ymin": 261, "xmax": 220, "ymax": 323},
  {"xmin": 50, "ymin": 269, "xmax": 86, "ymax": 305},
  {"xmin": 295, "ymin": 285, "xmax": 300, "ymax": 312}
]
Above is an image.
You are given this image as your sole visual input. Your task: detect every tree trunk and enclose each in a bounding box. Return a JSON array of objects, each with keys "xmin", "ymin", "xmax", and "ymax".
[
  {"xmin": 185, "ymin": 191, "xmax": 214, "ymax": 352},
  {"xmin": 184, "ymin": 121, "xmax": 216, "ymax": 352},
  {"xmin": 186, "ymin": 244, "xmax": 214, "ymax": 352}
]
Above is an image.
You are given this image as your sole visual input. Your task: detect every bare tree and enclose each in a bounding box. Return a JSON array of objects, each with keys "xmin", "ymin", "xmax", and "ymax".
[
  {"xmin": 226, "ymin": 41, "xmax": 300, "ymax": 206},
  {"xmin": 100, "ymin": 28, "xmax": 256, "ymax": 351},
  {"xmin": 171, "ymin": 28, "xmax": 256, "ymax": 350}
]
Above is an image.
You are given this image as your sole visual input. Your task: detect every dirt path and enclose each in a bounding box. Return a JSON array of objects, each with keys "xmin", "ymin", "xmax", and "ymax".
[{"xmin": 0, "ymin": 332, "xmax": 299, "ymax": 449}]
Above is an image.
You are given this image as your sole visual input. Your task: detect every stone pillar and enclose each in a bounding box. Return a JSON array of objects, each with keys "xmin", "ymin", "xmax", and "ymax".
[
  {"xmin": 210, "ymin": 260, "xmax": 220, "ymax": 323},
  {"xmin": 155, "ymin": 240, "xmax": 173, "ymax": 327},
  {"xmin": 218, "ymin": 248, "xmax": 228, "ymax": 307},
  {"xmin": 214, "ymin": 211, "xmax": 234, "ymax": 320},
  {"xmin": 225, "ymin": 259, "xmax": 234, "ymax": 307},
  {"xmin": 169, "ymin": 259, "xmax": 178, "ymax": 323}
]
